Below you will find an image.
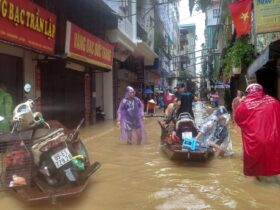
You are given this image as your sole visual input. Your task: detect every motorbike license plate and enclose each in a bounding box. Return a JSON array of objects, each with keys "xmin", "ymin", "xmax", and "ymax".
[
  {"xmin": 51, "ymin": 148, "xmax": 73, "ymax": 168},
  {"xmin": 182, "ymin": 132, "xmax": 193, "ymax": 139}
]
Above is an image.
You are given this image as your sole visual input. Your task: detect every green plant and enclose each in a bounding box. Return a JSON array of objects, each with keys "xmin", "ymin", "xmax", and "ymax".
[{"xmin": 222, "ymin": 37, "xmax": 254, "ymax": 77}]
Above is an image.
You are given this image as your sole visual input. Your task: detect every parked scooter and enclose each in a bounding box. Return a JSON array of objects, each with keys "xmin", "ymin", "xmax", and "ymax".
[
  {"xmin": 0, "ymin": 84, "xmax": 101, "ymax": 204},
  {"xmin": 96, "ymin": 106, "xmax": 105, "ymax": 121}
]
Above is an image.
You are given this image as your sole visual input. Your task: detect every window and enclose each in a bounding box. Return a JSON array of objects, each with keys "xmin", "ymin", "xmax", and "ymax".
[
  {"xmin": 213, "ymin": 9, "xmax": 220, "ymax": 18},
  {"xmin": 120, "ymin": 0, "xmax": 128, "ymax": 8}
]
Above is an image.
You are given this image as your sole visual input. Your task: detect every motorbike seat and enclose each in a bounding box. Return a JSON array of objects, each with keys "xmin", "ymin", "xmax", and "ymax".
[
  {"xmin": 175, "ymin": 114, "xmax": 196, "ymax": 131},
  {"xmin": 175, "ymin": 113, "xmax": 198, "ymax": 141},
  {"xmin": 33, "ymin": 128, "xmax": 64, "ymax": 144}
]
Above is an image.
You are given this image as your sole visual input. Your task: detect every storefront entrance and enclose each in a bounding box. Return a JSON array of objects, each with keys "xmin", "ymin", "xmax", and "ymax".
[
  {"xmin": 39, "ymin": 60, "xmax": 85, "ymax": 128},
  {"xmin": 0, "ymin": 53, "xmax": 23, "ymax": 105}
]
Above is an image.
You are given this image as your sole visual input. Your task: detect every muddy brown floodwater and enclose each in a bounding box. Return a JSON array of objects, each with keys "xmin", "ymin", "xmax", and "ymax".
[{"xmin": 0, "ymin": 102, "xmax": 280, "ymax": 210}]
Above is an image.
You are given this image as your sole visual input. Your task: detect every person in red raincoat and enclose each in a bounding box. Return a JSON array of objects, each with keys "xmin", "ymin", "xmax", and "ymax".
[{"xmin": 235, "ymin": 83, "xmax": 280, "ymax": 181}]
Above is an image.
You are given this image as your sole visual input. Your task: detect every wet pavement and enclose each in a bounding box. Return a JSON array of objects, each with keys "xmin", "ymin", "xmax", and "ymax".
[{"xmin": 0, "ymin": 102, "xmax": 280, "ymax": 209}]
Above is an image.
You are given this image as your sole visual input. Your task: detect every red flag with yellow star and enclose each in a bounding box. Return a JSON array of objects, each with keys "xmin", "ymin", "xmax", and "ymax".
[{"xmin": 229, "ymin": 0, "xmax": 253, "ymax": 37}]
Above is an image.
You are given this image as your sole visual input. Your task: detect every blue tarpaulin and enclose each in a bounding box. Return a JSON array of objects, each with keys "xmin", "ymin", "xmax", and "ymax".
[{"xmin": 144, "ymin": 88, "xmax": 153, "ymax": 94}]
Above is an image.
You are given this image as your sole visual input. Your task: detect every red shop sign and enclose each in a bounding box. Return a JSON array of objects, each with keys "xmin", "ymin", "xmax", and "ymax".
[
  {"xmin": 0, "ymin": 0, "xmax": 56, "ymax": 54},
  {"xmin": 65, "ymin": 21, "xmax": 114, "ymax": 70}
]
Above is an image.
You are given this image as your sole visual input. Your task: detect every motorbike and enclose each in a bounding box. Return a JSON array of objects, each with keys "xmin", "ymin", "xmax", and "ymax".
[
  {"xmin": 0, "ymin": 84, "xmax": 101, "ymax": 204},
  {"xmin": 96, "ymin": 106, "xmax": 105, "ymax": 121},
  {"xmin": 159, "ymin": 112, "xmax": 214, "ymax": 162}
]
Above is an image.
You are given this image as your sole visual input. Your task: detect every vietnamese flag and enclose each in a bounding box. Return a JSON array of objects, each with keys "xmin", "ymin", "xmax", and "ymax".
[{"xmin": 229, "ymin": 0, "xmax": 253, "ymax": 37}]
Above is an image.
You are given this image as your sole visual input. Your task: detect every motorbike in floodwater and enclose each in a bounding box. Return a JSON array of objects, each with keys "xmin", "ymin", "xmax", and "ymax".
[
  {"xmin": 0, "ymin": 84, "xmax": 101, "ymax": 204},
  {"xmin": 159, "ymin": 112, "xmax": 214, "ymax": 162},
  {"xmin": 96, "ymin": 106, "xmax": 105, "ymax": 121}
]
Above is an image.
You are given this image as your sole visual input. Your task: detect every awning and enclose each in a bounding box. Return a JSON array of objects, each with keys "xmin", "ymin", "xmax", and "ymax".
[
  {"xmin": 106, "ymin": 29, "xmax": 137, "ymax": 62},
  {"xmin": 134, "ymin": 41, "xmax": 158, "ymax": 65},
  {"xmin": 247, "ymin": 40, "xmax": 280, "ymax": 78}
]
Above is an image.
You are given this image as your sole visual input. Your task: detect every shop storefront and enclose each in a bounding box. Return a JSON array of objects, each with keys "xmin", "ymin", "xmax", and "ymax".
[
  {"xmin": 0, "ymin": 0, "xmax": 56, "ymax": 105},
  {"xmin": 39, "ymin": 21, "xmax": 114, "ymax": 127},
  {"xmin": 247, "ymin": 40, "xmax": 280, "ymax": 99}
]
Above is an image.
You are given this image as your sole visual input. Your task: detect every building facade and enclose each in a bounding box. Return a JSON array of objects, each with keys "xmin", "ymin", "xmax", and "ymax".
[
  {"xmin": 0, "ymin": 0, "xmax": 182, "ymax": 125},
  {"xmin": 179, "ymin": 24, "xmax": 196, "ymax": 82},
  {"xmin": 155, "ymin": 0, "xmax": 180, "ymax": 90},
  {"xmin": 0, "ymin": 0, "xmax": 117, "ymax": 128}
]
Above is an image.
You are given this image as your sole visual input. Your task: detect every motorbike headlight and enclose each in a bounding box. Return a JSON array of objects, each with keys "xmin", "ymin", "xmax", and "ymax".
[{"xmin": 17, "ymin": 104, "xmax": 28, "ymax": 113}]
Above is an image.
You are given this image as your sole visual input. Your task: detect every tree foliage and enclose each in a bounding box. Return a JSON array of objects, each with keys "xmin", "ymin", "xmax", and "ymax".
[{"xmin": 222, "ymin": 37, "xmax": 255, "ymax": 77}]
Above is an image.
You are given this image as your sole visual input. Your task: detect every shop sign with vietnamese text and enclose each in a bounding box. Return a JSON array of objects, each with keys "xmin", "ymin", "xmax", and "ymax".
[
  {"xmin": 65, "ymin": 21, "xmax": 114, "ymax": 70},
  {"xmin": 0, "ymin": 0, "xmax": 56, "ymax": 54},
  {"xmin": 255, "ymin": 0, "xmax": 280, "ymax": 34}
]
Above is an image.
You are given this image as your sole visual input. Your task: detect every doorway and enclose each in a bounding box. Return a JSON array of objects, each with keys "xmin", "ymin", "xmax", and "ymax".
[{"xmin": 0, "ymin": 53, "xmax": 23, "ymax": 105}]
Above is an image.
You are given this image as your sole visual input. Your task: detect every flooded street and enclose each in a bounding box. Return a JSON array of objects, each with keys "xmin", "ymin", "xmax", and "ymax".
[{"xmin": 1, "ymin": 103, "xmax": 280, "ymax": 210}]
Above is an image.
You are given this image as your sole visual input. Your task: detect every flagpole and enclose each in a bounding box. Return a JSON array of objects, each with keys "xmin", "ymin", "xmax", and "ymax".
[
  {"xmin": 252, "ymin": 0, "xmax": 257, "ymax": 55},
  {"xmin": 249, "ymin": 0, "xmax": 257, "ymax": 84}
]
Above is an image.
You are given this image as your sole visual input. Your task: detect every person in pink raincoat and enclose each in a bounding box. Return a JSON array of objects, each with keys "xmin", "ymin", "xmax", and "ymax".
[{"xmin": 117, "ymin": 86, "xmax": 146, "ymax": 145}]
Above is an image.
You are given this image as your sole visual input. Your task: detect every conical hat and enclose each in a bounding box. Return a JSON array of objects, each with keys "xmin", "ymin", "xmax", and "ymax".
[{"xmin": 148, "ymin": 99, "xmax": 156, "ymax": 104}]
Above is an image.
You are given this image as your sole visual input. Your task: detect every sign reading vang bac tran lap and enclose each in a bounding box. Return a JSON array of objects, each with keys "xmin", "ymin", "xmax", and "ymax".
[
  {"xmin": 0, "ymin": 0, "xmax": 56, "ymax": 54},
  {"xmin": 65, "ymin": 21, "xmax": 114, "ymax": 70}
]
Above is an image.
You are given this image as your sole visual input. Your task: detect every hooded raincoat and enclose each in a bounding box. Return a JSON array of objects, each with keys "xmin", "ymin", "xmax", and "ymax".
[
  {"xmin": 235, "ymin": 84, "xmax": 280, "ymax": 176},
  {"xmin": 117, "ymin": 86, "xmax": 146, "ymax": 144}
]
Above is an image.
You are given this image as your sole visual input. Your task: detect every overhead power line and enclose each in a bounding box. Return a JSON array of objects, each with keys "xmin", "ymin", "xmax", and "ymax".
[{"xmin": 111, "ymin": 0, "xmax": 179, "ymax": 19}]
